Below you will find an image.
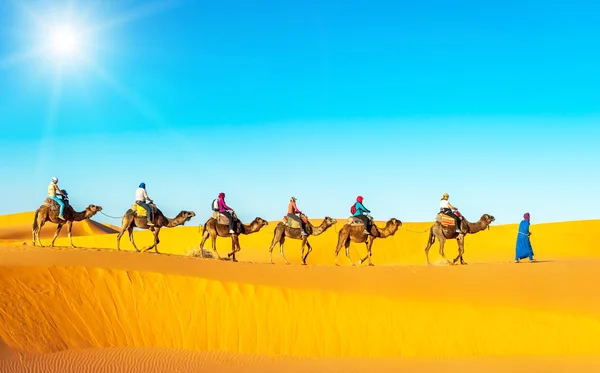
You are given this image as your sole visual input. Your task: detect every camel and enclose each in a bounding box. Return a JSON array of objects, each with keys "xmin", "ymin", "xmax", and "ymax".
[
  {"xmin": 269, "ymin": 216, "xmax": 337, "ymax": 265},
  {"xmin": 32, "ymin": 200, "xmax": 103, "ymax": 247},
  {"xmin": 116, "ymin": 203, "xmax": 195, "ymax": 253},
  {"xmin": 334, "ymin": 218, "xmax": 402, "ymax": 266},
  {"xmin": 424, "ymin": 213, "xmax": 495, "ymax": 265},
  {"xmin": 198, "ymin": 214, "xmax": 269, "ymax": 262}
]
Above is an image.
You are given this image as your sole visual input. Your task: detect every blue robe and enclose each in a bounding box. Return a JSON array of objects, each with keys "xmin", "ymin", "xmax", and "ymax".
[{"xmin": 515, "ymin": 220, "xmax": 534, "ymax": 261}]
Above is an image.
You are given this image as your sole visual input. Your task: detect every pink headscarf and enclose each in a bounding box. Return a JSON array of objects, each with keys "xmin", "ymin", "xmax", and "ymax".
[{"xmin": 523, "ymin": 213, "xmax": 530, "ymax": 221}]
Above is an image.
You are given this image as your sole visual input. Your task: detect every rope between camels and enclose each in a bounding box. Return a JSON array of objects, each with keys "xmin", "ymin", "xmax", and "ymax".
[
  {"xmin": 401, "ymin": 226, "xmax": 430, "ymax": 234},
  {"xmin": 99, "ymin": 211, "xmax": 123, "ymax": 220}
]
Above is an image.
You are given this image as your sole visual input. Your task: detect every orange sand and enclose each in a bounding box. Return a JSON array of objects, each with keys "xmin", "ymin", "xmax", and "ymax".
[{"xmin": 1, "ymin": 212, "xmax": 599, "ymax": 372}]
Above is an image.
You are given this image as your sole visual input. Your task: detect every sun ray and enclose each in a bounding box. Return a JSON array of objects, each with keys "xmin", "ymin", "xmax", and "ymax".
[
  {"xmin": 0, "ymin": 45, "xmax": 53, "ymax": 70},
  {"xmin": 90, "ymin": 0, "xmax": 180, "ymax": 34},
  {"xmin": 83, "ymin": 57, "xmax": 196, "ymax": 147},
  {"xmin": 34, "ymin": 63, "xmax": 64, "ymax": 179}
]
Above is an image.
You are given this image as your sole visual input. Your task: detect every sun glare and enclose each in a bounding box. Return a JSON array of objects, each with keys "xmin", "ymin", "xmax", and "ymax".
[
  {"xmin": 49, "ymin": 26, "xmax": 79, "ymax": 57},
  {"xmin": 43, "ymin": 23, "xmax": 86, "ymax": 66}
]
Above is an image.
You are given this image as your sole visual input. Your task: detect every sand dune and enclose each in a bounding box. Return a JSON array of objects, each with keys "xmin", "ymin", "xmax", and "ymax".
[
  {"xmin": 1, "ymin": 216, "xmax": 600, "ymax": 372},
  {"xmin": 0, "ymin": 211, "xmax": 118, "ymax": 241}
]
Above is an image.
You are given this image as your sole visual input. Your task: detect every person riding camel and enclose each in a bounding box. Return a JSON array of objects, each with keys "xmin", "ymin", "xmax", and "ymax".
[
  {"xmin": 352, "ymin": 195, "xmax": 371, "ymax": 235},
  {"xmin": 135, "ymin": 182, "xmax": 154, "ymax": 226},
  {"xmin": 287, "ymin": 197, "xmax": 307, "ymax": 236},
  {"xmin": 217, "ymin": 192, "xmax": 236, "ymax": 234},
  {"xmin": 440, "ymin": 193, "xmax": 461, "ymax": 232},
  {"xmin": 48, "ymin": 177, "xmax": 67, "ymax": 220}
]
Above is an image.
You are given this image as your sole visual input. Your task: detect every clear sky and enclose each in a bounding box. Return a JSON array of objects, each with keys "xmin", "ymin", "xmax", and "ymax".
[{"xmin": 1, "ymin": 0, "xmax": 599, "ymax": 226}]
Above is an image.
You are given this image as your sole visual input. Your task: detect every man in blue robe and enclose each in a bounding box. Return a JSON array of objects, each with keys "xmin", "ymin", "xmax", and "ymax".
[{"xmin": 515, "ymin": 212, "xmax": 535, "ymax": 263}]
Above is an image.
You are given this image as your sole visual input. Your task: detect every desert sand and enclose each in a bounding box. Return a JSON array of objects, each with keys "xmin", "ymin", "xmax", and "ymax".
[{"xmin": 1, "ymin": 211, "xmax": 600, "ymax": 372}]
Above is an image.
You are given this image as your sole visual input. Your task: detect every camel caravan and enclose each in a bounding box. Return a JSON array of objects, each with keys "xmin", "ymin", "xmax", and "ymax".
[{"xmin": 32, "ymin": 178, "xmax": 495, "ymax": 265}]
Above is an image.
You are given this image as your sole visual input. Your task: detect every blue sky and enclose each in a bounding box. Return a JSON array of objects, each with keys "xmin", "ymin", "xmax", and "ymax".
[{"xmin": 0, "ymin": 0, "xmax": 599, "ymax": 226}]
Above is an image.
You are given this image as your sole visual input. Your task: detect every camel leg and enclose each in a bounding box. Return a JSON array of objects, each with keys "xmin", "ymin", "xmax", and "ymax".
[
  {"xmin": 128, "ymin": 226, "xmax": 140, "ymax": 252},
  {"xmin": 269, "ymin": 229, "xmax": 282, "ymax": 264},
  {"xmin": 302, "ymin": 240, "xmax": 313, "ymax": 265},
  {"xmin": 359, "ymin": 239, "xmax": 375, "ymax": 266},
  {"xmin": 51, "ymin": 223, "xmax": 65, "ymax": 247},
  {"xmin": 198, "ymin": 231, "xmax": 209, "ymax": 258},
  {"xmin": 229, "ymin": 235, "xmax": 239, "ymax": 262},
  {"xmin": 345, "ymin": 240, "xmax": 355, "ymax": 266},
  {"xmin": 35, "ymin": 220, "xmax": 47, "ymax": 247},
  {"xmin": 424, "ymin": 228, "xmax": 435, "ymax": 265},
  {"xmin": 453, "ymin": 235, "xmax": 467, "ymax": 265},
  {"xmin": 228, "ymin": 237, "xmax": 236, "ymax": 258},
  {"xmin": 116, "ymin": 227, "xmax": 125, "ymax": 250},
  {"xmin": 334, "ymin": 231, "xmax": 349, "ymax": 266},
  {"xmin": 143, "ymin": 227, "xmax": 161, "ymax": 253},
  {"xmin": 211, "ymin": 235, "xmax": 222, "ymax": 260},
  {"xmin": 367, "ymin": 239, "xmax": 375, "ymax": 266},
  {"xmin": 438, "ymin": 239, "xmax": 453, "ymax": 265},
  {"xmin": 67, "ymin": 221, "xmax": 75, "ymax": 248},
  {"xmin": 280, "ymin": 236, "xmax": 289, "ymax": 265}
]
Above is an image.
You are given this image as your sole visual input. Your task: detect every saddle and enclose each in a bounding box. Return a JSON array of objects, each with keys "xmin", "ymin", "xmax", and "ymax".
[
  {"xmin": 131, "ymin": 203, "xmax": 158, "ymax": 218},
  {"xmin": 346, "ymin": 215, "xmax": 373, "ymax": 226},
  {"xmin": 282, "ymin": 214, "xmax": 308, "ymax": 229},
  {"xmin": 212, "ymin": 211, "xmax": 238, "ymax": 225},
  {"xmin": 43, "ymin": 197, "xmax": 70, "ymax": 211},
  {"xmin": 436, "ymin": 212, "xmax": 456, "ymax": 227}
]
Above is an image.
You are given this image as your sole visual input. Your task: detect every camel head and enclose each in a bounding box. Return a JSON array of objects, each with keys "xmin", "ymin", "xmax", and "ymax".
[
  {"xmin": 87, "ymin": 205, "xmax": 103, "ymax": 213},
  {"xmin": 481, "ymin": 214, "xmax": 495, "ymax": 229},
  {"xmin": 179, "ymin": 211, "xmax": 196, "ymax": 224},
  {"xmin": 324, "ymin": 216, "xmax": 337, "ymax": 226},
  {"xmin": 389, "ymin": 218, "xmax": 403, "ymax": 227},
  {"xmin": 253, "ymin": 217, "xmax": 269, "ymax": 228}
]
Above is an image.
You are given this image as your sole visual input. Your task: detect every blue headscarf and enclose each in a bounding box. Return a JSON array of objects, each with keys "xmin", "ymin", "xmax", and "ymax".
[{"xmin": 139, "ymin": 182, "xmax": 146, "ymax": 188}]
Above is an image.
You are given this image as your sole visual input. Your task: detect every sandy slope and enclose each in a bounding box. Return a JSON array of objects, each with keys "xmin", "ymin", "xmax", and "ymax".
[{"xmin": 1, "ymin": 216, "xmax": 600, "ymax": 372}]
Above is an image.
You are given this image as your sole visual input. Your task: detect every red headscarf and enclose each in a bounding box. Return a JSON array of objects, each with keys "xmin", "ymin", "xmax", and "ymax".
[
  {"xmin": 356, "ymin": 196, "xmax": 364, "ymax": 203},
  {"xmin": 219, "ymin": 192, "xmax": 225, "ymax": 198}
]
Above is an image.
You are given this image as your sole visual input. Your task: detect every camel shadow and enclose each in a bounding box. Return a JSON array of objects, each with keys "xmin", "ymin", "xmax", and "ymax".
[
  {"xmin": 191, "ymin": 248, "xmax": 234, "ymax": 261},
  {"xmin": 0, "ymin": 337, "xmax": 18, "ymax": 359}
]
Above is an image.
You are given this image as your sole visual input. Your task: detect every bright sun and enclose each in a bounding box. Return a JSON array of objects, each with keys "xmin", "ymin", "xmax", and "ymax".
[
  {"xmin": 46, "ymin": 25, "xmax": 83, "ymax": 63},
  {"xmin": 50, "ymin": 27, "xmax": 79, "ymax": 55}
]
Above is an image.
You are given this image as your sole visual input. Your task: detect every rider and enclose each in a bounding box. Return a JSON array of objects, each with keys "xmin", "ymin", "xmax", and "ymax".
[
  {"xmin": 287, "ymin": 197, "xmax": 307, "ymax": 236},
  {"xmin": 440, "ymin": 193, "xmax": 461, "ymax": 232},
  {"xmin": 352, "ymin": 195, "xmax": 371, "ymax": 235},
  {"xmin": 135, "ymin": 182, "xmax": 154, "ymax": 226},
  {"xmin": 217, "ymin": 192, "xmax": 235, "ymax": 234},
  {"xmin": 48, "ymin": 177, "xmax": 67, "ymax": 220}
]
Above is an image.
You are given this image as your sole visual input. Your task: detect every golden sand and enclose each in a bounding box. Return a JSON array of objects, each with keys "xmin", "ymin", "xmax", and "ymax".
[{"xmin": 0, "ymin": 212, "xmax": 599, "ymax": 372}]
